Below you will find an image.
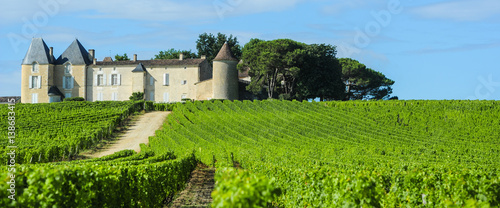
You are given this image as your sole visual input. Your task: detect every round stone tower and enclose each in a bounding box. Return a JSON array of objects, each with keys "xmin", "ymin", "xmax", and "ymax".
[{"xmin": 212, "ymin": 42, "xmax": 239, "ymax": 100}]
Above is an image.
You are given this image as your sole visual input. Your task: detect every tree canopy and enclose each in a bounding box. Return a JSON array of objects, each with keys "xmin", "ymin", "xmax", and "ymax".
[
  {"xmin": 196, "ymin": 32, "xmax": 242, "ymax": 64},
  {"xmin": 339, "ymin": 58, "xmax": 395, "ymax": 100},
  {"xmin": 115, "ymin": 53, "xmax": 130, "ymax": 61},
  {"xmin": 154, "ymin": 49, "xmax": 197, "ymax": 60}
]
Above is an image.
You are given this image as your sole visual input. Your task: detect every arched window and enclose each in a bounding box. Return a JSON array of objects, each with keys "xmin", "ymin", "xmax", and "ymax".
[
  {"xmin": 32, "ymin": 62, "xmax": 39, "ymax": 73},
  {"xmin": 65, "ymin": 63, "xmax": 72, "ymax": 74}
]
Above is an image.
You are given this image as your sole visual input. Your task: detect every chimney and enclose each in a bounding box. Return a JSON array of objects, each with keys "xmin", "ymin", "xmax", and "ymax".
[
  {"xmin": 201, "ymin": 55, "xmax": 206, "ymax": 59},
  {"xmin": 89, "ymin": 49, "xmax": 95, "ymax": 59},
  {"xmin": 133, "ymin": 54, "xmax": 137, "ymax": 62},
  {"xmin": 179, "ymin": 53, "xmax": 184, "ymax": 60},
  {"xmin": 49, "ymin": 47, "xmax": 54, "ymax": 57},
  {"xmin": 93, "ymin": 58, "xmax": 97, "ymax": 65}
]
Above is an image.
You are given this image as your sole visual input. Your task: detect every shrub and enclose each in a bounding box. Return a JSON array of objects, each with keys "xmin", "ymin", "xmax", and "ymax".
[
  {"xmin": 129, "ymin": 92, "xmax": 144, "ymax": 101},
  {"xmin": 63, "ymin": 97, "xmax": 85, "ymax": 102}
]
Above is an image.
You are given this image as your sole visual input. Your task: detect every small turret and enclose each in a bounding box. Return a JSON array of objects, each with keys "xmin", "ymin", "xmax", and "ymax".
[{"xmin": 212, "ymin": 42, "xmax": 239, "ymax": 100}]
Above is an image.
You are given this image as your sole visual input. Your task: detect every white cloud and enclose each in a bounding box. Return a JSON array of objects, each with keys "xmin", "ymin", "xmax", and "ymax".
[{"xmin": 412, "ymin": 0, "xmax": 500, "ymax": 21}]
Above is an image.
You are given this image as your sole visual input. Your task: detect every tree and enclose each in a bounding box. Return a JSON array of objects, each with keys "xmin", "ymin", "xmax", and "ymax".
[
  {"xmin": 339, "ymin": 58, "xmax": 395, "ymax": 100},
  {"xmin": 239, "ymin": 39, "xmax": 306, "ymax": 99},
  {"xmin": 129, "ymin": 92, "xmax": 144, "ymax": 101},
  {"xmin": 154, "ymin": 49, "xmax": 197, "ymax": 60},
  {"xmin": 115, "ymin": 53, "xmax": 130, "ymax": 61},
  {"xmin": 294, "ymin": 44, "xmax": 345, "ymax": 101},
  {"xmin": 196, "ymin": 32, "xmax": 242, "ymax": 64}
]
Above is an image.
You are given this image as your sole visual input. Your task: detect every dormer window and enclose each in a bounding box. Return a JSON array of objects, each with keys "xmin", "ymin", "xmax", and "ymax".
[
  {"xmin": 32, "ymin": 62, "xmax": 39, "ymax": 73},
  {"xmin": 65, "ymin": 63, "xmax": 72, "ymax": 74}
]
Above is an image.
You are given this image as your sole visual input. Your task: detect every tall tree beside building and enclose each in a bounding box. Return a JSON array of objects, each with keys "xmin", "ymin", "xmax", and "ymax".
[
  {"xmin": 294, "ymin": 44, "xmax": 345, "ymax": 101},
  {"xmin": 339, "ymin": 58, "xmax": 395, "ymax": 100},
  {"xmin": 196, "ymin": 33, "xmax": 242, "ymax": 64},
  {"xmin": 239, "ymin": 39, "xmax": 306, "ymax": 99}
]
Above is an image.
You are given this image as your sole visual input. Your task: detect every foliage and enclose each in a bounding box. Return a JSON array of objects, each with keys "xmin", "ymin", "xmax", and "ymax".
[
  {"xmin": 294, "ymin": 44, "xmax": 345, "ymax": 101},
  {"xmin": 212, "ymin": 168, "xmax": 281, "ymax": 208},
  {"xmin": 196, "ymin": 32, "xmax": 242, "ymax": 64},
  {"xmin": 239, "ymin": 39, "xmax": 306, "ymax": 99},
  {"xmin": 129, "ymin": 92, "xmax": 144, "ymax": 101},
  {"xmin": 154, "ymin": 48, "xmax": 197, "ymax": 60},
  {"xmin": 339, "ymin": 58, "xmax": 395, "ymax": 100},
  {"xmin": 63, "ymin": 97, "xmax": 85, "ymax": 102},
  {"xmin": 114, "ymin": 53, "xmax": 130, "ymax": 61}
]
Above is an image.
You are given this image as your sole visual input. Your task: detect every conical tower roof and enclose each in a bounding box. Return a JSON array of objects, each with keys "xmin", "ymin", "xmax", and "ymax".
[
  {"xmin": 213, "ymin": 42, "xmax": 238, "ymax": 62},
  {"xmin": 56, "ymin": 39, "xmax": 91, "ymax": 65},
  {"xmin": 22, "ymin": 38, "xmax": 55, "ymax": 65}
]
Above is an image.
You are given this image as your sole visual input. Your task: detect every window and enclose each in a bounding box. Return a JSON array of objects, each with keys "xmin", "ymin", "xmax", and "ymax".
[
  {"xmin": 65, "ymin": 63, "xmax": 71, "ymax": 74},
  {"xmin": 97, "ymin": 74, "xmax": 104, "ymax": 86},
  {"xmin": 163, "ymin": 92, "xmax": 169, "ymax": 102},
  {"xmin": 32, "ymin": 93, "xmax": 38, "ymax": 103},
  {"xmin": 150, "ymin": 76, "xmax": 154, "ymax": 86},
  {"xmin": 29, "ymin": 75, "xmax": 41, "ymax": 89},
  {"xmin": 149, "ymin": 91, "xmax": 155, "ymax": 101},
  {"xmin": 97, "ymin": 92, "xmax": 103, "ymax": 101},
  {"xmin": 111, "ymin": 74, "xmax": 121, "ymax": 85},
  {"xmin": 49, "ymin": 96, "xmax": 61, "ymax": 103},
  {"xmin": 163, "ymin": 74, "xmax": 169, "ymax": 86},
  {"xmin": 32, "ymin": 62, "xmax": 39, "ymax": 73},
  {"xmin": 181, "ymin": 80, "xmax": 187, "ymax": 85},
  {"xmin": 63, "ymin": 76, "xmax": 73, "ymax": 89},
  {"xmin": 111, "ymin": 92, "xmax": 118, "ymax": 101},
  {"xmin": 65, "ymin": 93, "xmax": 72, "ymax": 99}
]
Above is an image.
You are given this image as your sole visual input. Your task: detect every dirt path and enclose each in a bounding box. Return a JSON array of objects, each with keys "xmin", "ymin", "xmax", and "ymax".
[
  {"xmin": 83, "ymin": 111, "xmax": 170, "ymax": 158},
  {"xmin": 167, "ymin": 164, "xmax": 215, "ymax": 208}
]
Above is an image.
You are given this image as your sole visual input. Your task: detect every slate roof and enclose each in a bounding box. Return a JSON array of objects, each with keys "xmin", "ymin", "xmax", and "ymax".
[
  {"xmin": 132, "ymin": 63, "xmax": 147, "ymax": 72},
  {"xmin": 0, "ymin": 96, "xmax": 21, "ymax": 103},
  {"xmin": 22, "ymin": 38, "xmax": 55, "ymax": 65},
  {"xmin": 56, "ymin": 39, "xmax": 92, "ymax": 65},
  {"xmin": 48, "ymin": 86, "xmax": 64, "ymax": 97},
  {"xmin": 213, "ymin": 42, "xmax": 238, "ymax": 62},
  {"xmin": 94, "ymin": 58, "xmax": 207, "ymax": 67}
]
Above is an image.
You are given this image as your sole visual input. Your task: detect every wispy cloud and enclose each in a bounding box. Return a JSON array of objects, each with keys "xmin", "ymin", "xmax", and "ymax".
[
  {"xmin": 412, "ymin": 0, "xmax": 500, "ymax": 21},
  {"xmin": 0, "ymin": 0, "xmax": 304, "ymax": 26},
  {"xmin": 405, "ymin": 42, "xmax": 500, "ymax": 55}
]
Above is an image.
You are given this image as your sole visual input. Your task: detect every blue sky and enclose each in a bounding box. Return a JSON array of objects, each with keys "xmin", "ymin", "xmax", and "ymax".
[{"xmin": 1, "ymin": 0, "xmax": 499, "ymax": 100}]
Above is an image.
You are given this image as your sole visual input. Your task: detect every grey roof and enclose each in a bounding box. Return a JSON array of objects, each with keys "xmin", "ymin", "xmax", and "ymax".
[
  {"xmin": 56, "ymin": 39, "xmax": 92, "ymax": 65},
  {"xmin": 95, "ymin": 58, "xmax": 207, "ymax": 67},
  {"xmin": 48, "ymin": 86, "xmax": 64, "ymax": 97},
  {"xmin": 22, "ymin": 38, "xmax": 55, "ymax": 65},
  {"xmin": 132, "ymin": 63, "xmax": 147, "ymax": 72},
  {"xmin": 213, "ymin": 42, "xmax": 238, "ymax": 62}
]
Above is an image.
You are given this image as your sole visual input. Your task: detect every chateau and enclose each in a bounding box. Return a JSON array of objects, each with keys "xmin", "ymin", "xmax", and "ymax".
[{"xmin": 21, "ymin": 38, "xmax": 240, "ymax": 103}]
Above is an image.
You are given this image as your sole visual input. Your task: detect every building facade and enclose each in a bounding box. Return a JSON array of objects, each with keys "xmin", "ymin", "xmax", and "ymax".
[{"xmin": 21, "ymin": 38, "xmax": 240, "ymax": 103}]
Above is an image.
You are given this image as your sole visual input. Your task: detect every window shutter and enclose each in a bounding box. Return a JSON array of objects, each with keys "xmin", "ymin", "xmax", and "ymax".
[
  {"xmin": 164, "ymin": 74, "xmax": 169, "ymax": 86},
  {"xmin": 63, "ymin": 76, "xmax": 66, "ymax": 89},
  {"xmin": 29, "ymin": 76, "xmax": 33, "ymax": 89},
  {"xmin": 108, "ymin": 74, "xmax": 112, "ymax": 86},
  {"xmin": 37, "ymin": 76, "xmax": 41, "ymax": 88},
  {"xmin": 117, "ymin": 74, "xmax": 121, "ymax": 85},
  {"xmin": 163, "ymin": 92, "xmax": 169, "ymax": 102},
  {"xmin": 94, "ymin": 74, "xmax": 98, "ymax": 86},
  {"xmin": 70, "ymin": 76, "xmax": 74, "ymax": 89},
  {"xmin": 102, "ymin": 74, "xmax": 106, "ymax": 85}
]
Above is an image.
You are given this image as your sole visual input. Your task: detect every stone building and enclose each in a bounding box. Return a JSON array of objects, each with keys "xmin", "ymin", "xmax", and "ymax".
[{"xmin": 20, "ymin": 38, "xmax": 240, "ymax": 103}]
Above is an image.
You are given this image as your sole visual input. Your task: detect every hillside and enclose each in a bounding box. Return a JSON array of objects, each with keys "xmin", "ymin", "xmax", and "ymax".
[{"xmin": 1, "ymin": 100, "xmax": 499, "ymax": 207}]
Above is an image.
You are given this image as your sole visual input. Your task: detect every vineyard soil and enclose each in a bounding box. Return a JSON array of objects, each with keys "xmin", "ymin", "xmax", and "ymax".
[
  {"xmin": 82, "ymin": 111, "xmax": 170, "ymax": 158},
  {"xmin": 167, "ymin": 163, "xmax": 215, "ymax": 208}
]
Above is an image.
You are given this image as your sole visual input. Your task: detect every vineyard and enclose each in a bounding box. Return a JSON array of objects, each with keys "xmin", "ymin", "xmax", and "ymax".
[
  {"xmin": 0, "ymin": 101, "xmax": 143, "ymax": 164},
  {"xmin": 1, "ymin": 100, "xmax": 500, "ymax": 207}
]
